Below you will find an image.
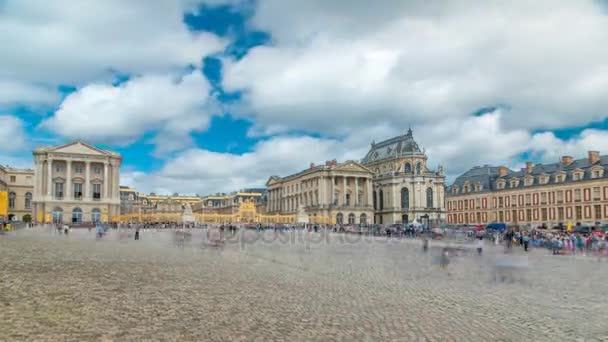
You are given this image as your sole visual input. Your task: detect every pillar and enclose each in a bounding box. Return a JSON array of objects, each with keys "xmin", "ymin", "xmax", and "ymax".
[
  {"xmin": 343, "ymin": 176, "xmax": 347, "ymax": 206},
  {"xmin": 85, "ymin": 161, "xmax": 91, "ymax": 200},
  {"xmin": 330, "ymin": 176, "xmax": 335, "ymax": 205},
  {"xmin": 367, "ymin": 178, "xmax": 373, "ymax": 206},
  {"xmin": 355, "ymin": 177, "xmax": 359, "ymax": 206},
  {"xmin": 47, "ymin": 158, "xmax": 53, "ymax": 197},
  {"xmin": 66, "ymin": 160, "xmax": 72, "ymax": 199},
  {"xmin": 103, "ymin": 162, "xmax": 109, "ymax": 200}
]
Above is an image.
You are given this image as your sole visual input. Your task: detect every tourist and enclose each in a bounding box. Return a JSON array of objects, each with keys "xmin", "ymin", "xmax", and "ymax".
[
  {"xmin": 134, "ymin": 227, "xmax": 140, "ymax": 241},
  {"xmin": 476, "ymin": 236, "xmax": 484, "ymax": 255},
  {"xmin": 422, "ymin": 235, "xmax": 429, "ymax": 252},
  {"xmin": 522, "ymin": 233, "xmax": 530, "ymax": 252}
]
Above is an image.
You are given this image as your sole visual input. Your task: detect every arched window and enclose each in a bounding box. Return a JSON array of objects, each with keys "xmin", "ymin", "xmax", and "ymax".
[
  {"xmin": 401, "ymin": 188, "xmax": 409, "ymax": 209},
  {"xmin": 404, "ymin": 163, "xmax": 412, "ymax": 174},
  {"xmin": 379, "ymin": 190, "xmax": 384, "ymax": 210},
  {"xmin": 91, "ymin": 208, "xmax": 101, "ymax": 223},
  {"xmin": 348, "ymin": 213, "xmax": 356, "ymax": 224},
  {"xmin": 360, "ymin": 213, "xmax": 367, "ymax": 225},
  {"xmin": 373, "ymin": 191, "xmax": 377, "ymax": 210},
  {"xmin": 336, "ymin": 213, "xmax": 344, "ymax": 224},
  {"xmin": 72, "ymin": 207, "xmax": 82, "ymax": 223},
  {"xmin": 24, "ymin": 192, "xmax": 32, "ymax": 209},
  {"xmin": 8, "ymin": 191, "xmax": 16, "ymax": 209},
  {"xmin": 426, "ymin": 188, "xmax": 433, "ymax": 208},
  {"xmin": 52, "ymin": 207, "xmax": 63, "ymax": 224},
  {"xmin": 416, "ymin": 162, "xmax": 422, "ymax": 175}
]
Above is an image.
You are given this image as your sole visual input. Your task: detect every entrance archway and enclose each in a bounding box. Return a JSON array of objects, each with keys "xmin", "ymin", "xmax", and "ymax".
[{"xmin": 72, "ymin": 207, "xmax": 82, "ymax": 223}]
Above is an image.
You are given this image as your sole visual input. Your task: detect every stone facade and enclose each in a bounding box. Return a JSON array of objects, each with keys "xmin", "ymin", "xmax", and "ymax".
[
  {"xmin": 32, "ymin": 141, "xmax": 122, "ymax": 224},
  {"xmin": 193, "ymin": 190, "xmax": 266, "ymax": 215},
  {"xmin": 266, "ymin": 160, "xmax": 374, "ymax": 225},
  {"xmin": 362, "ymin": 129, "xmax": 446, "ymax": 225},
  {"xmin": 0, "ymin": 166, "xmax": 34, "ymax": 221},
  {"xmin": 447, "ymin": 152, "xmax": 608, "ymax": 227}
]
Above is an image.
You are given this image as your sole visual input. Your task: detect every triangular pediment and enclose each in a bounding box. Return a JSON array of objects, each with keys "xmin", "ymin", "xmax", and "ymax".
[
  {"xmin": 49, "ymin": 141, "xmax": 111, "ymax": 156},
  {"xmin": 333, "ymin": 161, "xmax": 373, "ymax": 173},
  {"xmin": 266, "ymin": 176, "xmax": 281, "ymax": 186}
]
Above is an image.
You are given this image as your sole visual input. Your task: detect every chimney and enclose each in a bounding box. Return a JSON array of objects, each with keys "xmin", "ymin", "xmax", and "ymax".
[
  {"xmin": 498, "ymin": 166, "xmax": 509, "ymax": 177},
  {"xmin": 332, "ymin": 159, "xmax": 337, "ymax": 166},
  {"xmin": 561, "ymin": 156, "xmax": 573, "ymax": 166},
  {"xmin": 588, "ymin": 151, "xmax": 600, "ymax": 164},
  {"xmin": 310, "ymin": 162, "xmax": 315, "ymax": 169},
  {"xmin": 525, "ymin": 162, "xmax": 533, "ymax": 174}
]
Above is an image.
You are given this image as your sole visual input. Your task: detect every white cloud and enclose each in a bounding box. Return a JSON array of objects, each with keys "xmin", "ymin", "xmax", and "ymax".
[
  {"xmin": 528, "ymin": 129, "xmax": 608, "ymax": 163},
  {"xmin": 0, "ymin": 0, "xmax": 225, "ymax": 84},
  {"xmin": 0, "ymin": 80, "xmax": 60, "ymax": 108},
  {"xmin": 223, "ymin": 0, "xmax": 608, "ymax": 136},
  {"xmin": 0, "ymin": 115, "xmax": 27, "ymax": 153},
  {"xmin": 40, "ymin": 71, "xmax": 214, "ymax": 153}
]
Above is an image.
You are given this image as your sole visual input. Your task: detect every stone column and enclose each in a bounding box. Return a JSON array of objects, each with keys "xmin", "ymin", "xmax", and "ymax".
[
  {"xmin": 66, "ymin": 160, "xmax": 72, "ymax": 200},
  {"xmin": 85, "ymin": 161, "xmax": 91, "ymax": 200},
  {"xmin": 392, "ymin": 182, "xmax": 398, "ymax": 210},
  {"xmin": 367, "ymin": 178, "xmax": 373, "ymax": 206},
  {"xmin": 330, "ymin": 176, "xmax": 335, "ymax": 206},
  {"xmin": 355, "ymin": 177, "xmax": 359, "ymax": 207},
  {"xmin": 103, "ymin": 162, "xmax": 109, "ymax": 200},
  {"xmin": 113, "ymin": 161, "xmax": 120, "ymax": 200},
  {"xmin": 318, "ymin": 177, "xmax": 324, "ymax": 207},
  {"xmin": 47, "ymin": 158, "xmax": 53, "ymax": 197},
  {"xmin": 342, "ymin": 176, "xmax": 347, "ymax": 206}
]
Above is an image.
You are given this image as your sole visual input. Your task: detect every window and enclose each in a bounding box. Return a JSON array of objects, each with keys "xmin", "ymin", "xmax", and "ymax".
[
  {"xmin": 8, "ymin": 192, "xmax": 16, "ymax": 209},
  {"xmin": 348, "ymin": 213, "xmax": 356, "ymax": 224},
  {"xmin": 416, "ymin": 163, "xmax": 422, "ymax": 175},
  {"xmin": 72, "ymin": 207, "xmax": 82, "ymax": 223},
  {"xmin": 594, "ymin": 205, "xmax": 602, "ymax": 220},
  {"xmin": 74, "ymin": 164, "xmax": 84, "ymax": 174},
  {"xmin": 573, "ymin": 172, "xmax": 583, "ymax": 181},
  {"xmin": 525, "ymin": 194, "xmax": 531, "ymax": 205},
  {"xmin": 336, "ymin": 213, "xmax": 344, "ymax": 224},
  {"xmin": 55, "ymin": 182, "xmax": 64, "ymax": 199},
  {"xmin": 426, "ymin": 188, "xmax": 433, "ymax": 208},
  {"xmin": 91, "ymin": 208, "xmax": 102, "ymax": 223},
  {"xmin": 498, "ymin": 197, "xmax": 503, "ymax": 208},
  {"xmin": 524, "ymin": 177, "xmax": 533, "ymax": 186},
  {"xmin": 475, "ymin": 198, "xmax": 480, "ymax": 209},
  {"xmin": 497, "ymin": 181, "xmax": 505, "ymax": 189},
  {"xmin": 526, "ymin": 209, "xmax": 532, "ymax": 221},
  {"xmin": 404, "ymin": 163, "xmax": 412, "ymax": 174},
  {"xmin": 9, "ymin": 176, "xmax": 16, "ymax": 182},
  {"xmin": 94, "ymin": 166, "xmax": 102, "ymax": 174},
  {"xmin": 510, "ymin": 180, "xmax": 518, "ymax": 188},
  {"xmin": 345, "ymin": 193, "xmax": 351, "ymax": 206},
  {"xmin": 511, "ymin": 195, "xmax": 517, "ymax": 207},
  {"xmin": 574, "ymin": 189, "xmax": 581, "ymax": 202},
  {"xmin": 73, "ymin": 183, "xmax": 83, "ymax": 199},
  {"xmin": 593, "ymin": 187, "xmax": 601, "ymax": 200},
  {"xmin": 52, "ymin": 207, "xmax": 63, "ymax": 224},
  {"xmin": 554, "ymin": 174, "xmax": 564, "ymax": 183},
  {"xmin": 575, "ymin": 206, "xmax": 582, "ymax": 220},
  {"xmin": 360, "ymin": 213, "xmax": 367, "ymax": 225},
  {"xmin": 24, "ymin": 192, "xmax": 32, "ymax": 209},
  {"xmin": 558, "ymin": 207, "xmax": 564, "ymax": 220},
  {"xmin": 401, "ymin": 188, "xmax": 409, "ymax": 209},
  {"xmin": 541, "ymin": 208, "xmax": 548, "ymax": 221},
  {"xmin": 379, "ymin": 190, "xmax": 384, "ymax": 210},
  {"xmin": 557, "ymin": 191, "xmax": 564, "ymax": 203},
  {"xmin": 499, "ymin": 211, "xmax": 504, "ymax": 222},
  {"xmin": 540, "ymin": 192, "xmax": 547, "ymax": 205},
  {"xmin": 55, "ymin": 163, "xmax": 65, "ymax": 172},
  {"xmin": 93, "ymin": 183, "xmax": 101, "ymax": 199},
  {"xmin": 539, "ymin": 176, "xmax": 548, "ymax": 185}
]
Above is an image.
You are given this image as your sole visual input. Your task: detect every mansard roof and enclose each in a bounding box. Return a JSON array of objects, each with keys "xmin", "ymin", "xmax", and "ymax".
[
  {"xmin": 448, "ymin": 154, "xmax": 608, "ymax": 195},
  {"xmin": 361, "ymin": 128, "xmax": 423, "ymax": 164}
]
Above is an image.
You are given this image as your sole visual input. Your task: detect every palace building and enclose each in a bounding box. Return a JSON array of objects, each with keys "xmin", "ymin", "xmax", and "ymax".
[
  {"xmin": 0, "ymin": 166, "xmax": 34, "ymax": 221},
  {"xmin": 266, "ymin": 160, "xmax": 374, "ymax": 225},
  {"xmin": 446, "ymin": 151, "xmax": 608, "ymax": 227},
  {"xmin": 361, "ymin": 129, "xmax": 446, "ymax": 225},
  {"xmin": 32, "ymin": 141, "xmax": 122, "ymax": 224}
]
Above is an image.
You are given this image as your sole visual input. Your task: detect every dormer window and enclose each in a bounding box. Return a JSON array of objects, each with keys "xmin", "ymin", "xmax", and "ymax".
[
  {"xmin": 591, "ymin": 167, "xmax": 604, "ymax": 179},
  {"xmin": 496, "ymin": 180, "xmax": 506, "ymax": 189},
  {"xmin": 475, "ymin": 184, "xmax": 482, "ymax": 192},
  {"xmin": 524, "ymin": 177, "xmax": 534, "ymax": 186},
  {"xmin": 554, "ymin": 174, "xmax": 565, "ymax": 183},
  {"xmin": 510, "ymin": 180, "xmax": 519, "ymax": 188},
  {"xmin": 572, "ymin": 170, "xmax": 584, "ymax": 181},
  {"xmin": 539, "ymin": 176, "xmax": 549, "ymax": 185},
  {"xmin": 452, "ymin": 186, "xmax": 459, "ymax": 194}
]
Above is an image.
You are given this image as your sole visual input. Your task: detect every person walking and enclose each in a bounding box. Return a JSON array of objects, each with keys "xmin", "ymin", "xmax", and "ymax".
[
  {"xmin": 134, "ymin": 227, "xmax": 140, "ymax": 241},
  {"xmin": 476, "ymin": 236, "xmax": 484, "ymax": 255},
  {"xmin": 522, "ymin": 233, "xmax": 530, "ymax": 252}
]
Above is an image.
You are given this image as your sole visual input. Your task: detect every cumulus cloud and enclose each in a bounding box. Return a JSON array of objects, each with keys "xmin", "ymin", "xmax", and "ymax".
[
  {"xmin": 0, "ymin": 115, "xmax": 27, "ymax": 152},
  {"xmin": 0, "ymin": 0, "xmax": 225, "ymax": 84},
  {"xmin": 0, "ymin": 80, "xmax": 60, "ymax": 108},
  {"xmin": 528, "ymin": 129, "xmax": 608, "ymax": 163},
  {"xmin": 40, "ymin": 71, "xmax": 215, "ymax": 153},
  {"xmin": 223, "ymin": 0, "xmax": 608, "ymax": 136}
]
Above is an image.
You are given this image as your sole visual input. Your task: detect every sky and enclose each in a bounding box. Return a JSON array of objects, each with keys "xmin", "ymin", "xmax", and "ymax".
[{"xmin": 2, "ymin": 0, "xmax": 608, "ymax": 195}]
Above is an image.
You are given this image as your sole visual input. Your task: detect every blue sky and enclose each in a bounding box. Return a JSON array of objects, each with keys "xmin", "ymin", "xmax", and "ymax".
[{"xmin": 1, "ymin": 0, "xmax": 608, "ymax": 195}]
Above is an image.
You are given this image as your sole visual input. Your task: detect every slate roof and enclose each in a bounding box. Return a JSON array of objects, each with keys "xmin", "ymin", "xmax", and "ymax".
[
  {"xmin": 361, "ymin": 128, "xmax": 423, "ymax": 164},
  {"xmin": 447, "ymin": 154, "xmax": 608, "ymax": 195}
]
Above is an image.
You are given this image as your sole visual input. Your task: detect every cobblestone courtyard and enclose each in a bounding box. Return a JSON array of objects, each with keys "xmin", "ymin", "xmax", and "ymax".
[{"xmin": 1, "ymin": 228, "xmax": 607, "ymax": 341}]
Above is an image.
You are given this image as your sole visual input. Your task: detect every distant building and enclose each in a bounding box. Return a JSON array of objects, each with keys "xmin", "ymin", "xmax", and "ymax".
[
  {"xmin": 119, "ymin": 186, "xmax": 140, "ymax": 215},
  {"xmin": 0, "ymin": 166, "xmax": 34, "ymax": 221},
  {"xmin": 361, "ymin": 128, "xmax": 446, "ymax": 225},
  {"xmin": 446, "ymin": 151, "xmax": 608, "ymax": 227},
  {"xmin": 32, "ymin": 141, "xmax": 122, "ymax": 224},
  {"xmin": 193, "ymin": 189, "xmax": 266, "ymax": 215},
  {"xmin": 266, "ymin": 160, "xmax": 374, "ymax": 225}
]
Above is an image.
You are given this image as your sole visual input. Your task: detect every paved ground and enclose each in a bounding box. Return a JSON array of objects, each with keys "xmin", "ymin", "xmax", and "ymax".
[{"xmin": 1, "ymin": 227, "xmax": 607, "ymax": 341}]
